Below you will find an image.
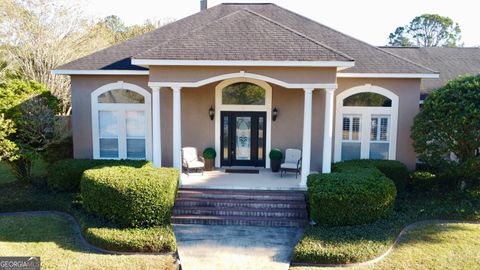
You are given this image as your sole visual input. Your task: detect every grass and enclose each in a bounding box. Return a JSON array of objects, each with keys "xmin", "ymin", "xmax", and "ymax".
[
  {"xmin": 0, "ymin": 181, "xmax": 177, "ymax": 253},
  {"xmin": 292, "ymin": 188, "xmax": 480, "ymax": 264},
  {"xmin": 0, "ymin": 214, "xmax": 176, "ymax": 270},
  {"xmin": 291, "ymin": 222, "xmax": 480, "ymax": 270},
  {"xmin": 0, "ymin": 162, "xmax": 16, "ymax": 185},
  {"xmin": 0, "ymin": 159, "xmax": 48, "ymax": 185}
]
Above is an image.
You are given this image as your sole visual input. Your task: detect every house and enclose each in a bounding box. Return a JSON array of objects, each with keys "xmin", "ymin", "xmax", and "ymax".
[
  {"xmin": 380, "ymin": 46, "xmax": 480, "ymax": 102},
  {"xmin": 53, "ymin": 2, "xmax": 439, "ymax": 188}
]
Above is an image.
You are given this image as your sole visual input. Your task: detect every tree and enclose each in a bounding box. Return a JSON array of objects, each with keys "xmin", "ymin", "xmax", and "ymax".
[
  {"xmin": 0, "ymin": 78, "xmax": 61, "ymax": 181},
  {"xmin": 387, "ymin": 14, "xmax": 461, "ymax": 47},
  {"xmin": 411, "ymin": 75, "xmax": 480, "ymax": 187}
]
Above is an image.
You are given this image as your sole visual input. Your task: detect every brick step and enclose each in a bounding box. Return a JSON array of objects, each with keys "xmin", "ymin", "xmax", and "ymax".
[
  {"xmin": 173, "ymin": 206, "xmax": 308, "ymax": 218},
  {"xmin": 174, "ymin": 197, "xmax": 306, "ymax": 209},
  {"xmin": 177, "ymin": 189, "xmax": 306, "ymax": 201},
  {"xmin": 171, "ymin": 215, "xmax": 308, "ymax": 227}
]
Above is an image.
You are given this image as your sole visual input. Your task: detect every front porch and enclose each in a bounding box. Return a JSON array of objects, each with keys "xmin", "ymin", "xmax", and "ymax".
[{"xmin": 180, "ymin": 167, "xmax": 307, "ymax": 191}]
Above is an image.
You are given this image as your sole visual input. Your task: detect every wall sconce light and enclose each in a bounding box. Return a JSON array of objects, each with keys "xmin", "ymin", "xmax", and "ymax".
[
  {"xmin": 272, "ymin": 107, "xmax": 278, "ymax": 121},
  {"xmin": 209, "ymin": 106, "xmax": 215, "ymax": 120}
]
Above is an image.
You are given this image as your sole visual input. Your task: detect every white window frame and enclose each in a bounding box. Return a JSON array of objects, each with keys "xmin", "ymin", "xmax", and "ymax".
[
  {"xmin": 334, "ymin": 84, "xmax": 398, "ymax": 161},
  {"xmin": 91, "ymin": 81, "xmax": 152, "ymax": 160},
  {"xmin": 214, "ymin": 78, "xmax": 272, "ymax": 168}
]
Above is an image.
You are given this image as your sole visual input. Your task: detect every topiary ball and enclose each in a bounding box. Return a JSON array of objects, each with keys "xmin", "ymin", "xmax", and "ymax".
[
  {"xmin": 203, "ymin": 147, "xmax": 216, "ymax": 160},
  {"xmin": 269, "ymin": 148, "xmax": 283, "ymax": 160}
]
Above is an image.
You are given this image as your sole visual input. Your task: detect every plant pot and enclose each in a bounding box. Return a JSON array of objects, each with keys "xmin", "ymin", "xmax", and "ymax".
[
  {"xmin": 271, "ymin": 159, "xmax": 281, "ymax": 172},
  {"xmin": 204, "ymin": 159, "xmax": 214, "ymax": 171}
]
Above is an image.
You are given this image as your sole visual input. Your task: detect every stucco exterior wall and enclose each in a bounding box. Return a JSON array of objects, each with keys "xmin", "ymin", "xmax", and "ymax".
[{"xmin": 70, "ymin": 73, "xmax": 420, "ymax": 171}]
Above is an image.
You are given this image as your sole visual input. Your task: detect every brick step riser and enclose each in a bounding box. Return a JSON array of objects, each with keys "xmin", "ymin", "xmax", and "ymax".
[
  {"xmin": 174, "ymin": 201, "xmax": 306, "ymax": 209},
  {"xmin": 171, "ymin": 218, "xmax": 307, "ymax": 227},
  {"xmin": 177, "ymin": 193, "xmax": 305, "ymax": 201},
  {"xmin": 173, "ymin": 209, "xmax": 307, "ymax": 218}
]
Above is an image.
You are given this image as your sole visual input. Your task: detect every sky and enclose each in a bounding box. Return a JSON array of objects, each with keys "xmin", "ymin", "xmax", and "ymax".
[{"xmin": 83, "ymin": 0, "xmax": 480, "ymax": 46}]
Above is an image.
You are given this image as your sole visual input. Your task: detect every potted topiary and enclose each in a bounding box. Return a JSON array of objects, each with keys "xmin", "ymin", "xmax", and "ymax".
[
  {"xmin": 269, "ymin": 148, "xmax": 283, "ymax": 172},
  {"xmin": 203, "ymin": 148, "xmax": 216, "ymax": 171}
]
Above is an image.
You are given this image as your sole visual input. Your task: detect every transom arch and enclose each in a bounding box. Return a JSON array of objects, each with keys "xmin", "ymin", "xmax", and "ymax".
[
  {"xmin": 91, "ymin": 81, "xmax": 151, "ymax": 101},
  {"xmin": 336, "ymin": 84, "xmax": 399, "ymax": 105}
]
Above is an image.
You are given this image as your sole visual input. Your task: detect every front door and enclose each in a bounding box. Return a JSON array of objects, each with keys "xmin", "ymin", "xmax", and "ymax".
[{"xmin": 221, "ymin": 111, "xmax": 266, "ymax": 167}]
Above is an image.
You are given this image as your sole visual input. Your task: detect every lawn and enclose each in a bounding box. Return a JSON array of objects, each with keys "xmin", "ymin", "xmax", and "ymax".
[
  {"xmin": 291, "ymin": 222, "xmax": 480, "ymax": 270},
  {"xmin": 0, "ymin": 162, "xmax": 16, "ymax": 185},
  {"xmin": 0, "ymin": 214, "xmax": 176, "ymax": 270},
  {"xmin": 0, "ymin": 160, "xmax": 48, "ymax": 185},
  {"xmin": 292, "ymin": 188, "xmax": 480, "ymax": 264}
]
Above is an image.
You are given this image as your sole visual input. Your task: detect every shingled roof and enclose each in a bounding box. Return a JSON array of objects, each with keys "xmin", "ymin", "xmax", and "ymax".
[
  {"xmin": 382, "ymin": 47, "xmax": 480, "ymax": 98},
  {"xmin": 56, "ymin": 3, "xmax": 435, "ymax": 74}
]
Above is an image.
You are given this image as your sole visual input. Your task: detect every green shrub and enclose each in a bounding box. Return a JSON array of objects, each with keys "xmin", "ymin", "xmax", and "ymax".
[
  {"xmin": 42, "ymin": 136, "xmax": 73, "ymax": 165},
  {"xmin": 47, "ymin": 159, "xmax": 147, "ymax": 192},
  {"xmin": 333, "ymin": 159, "xmax": 408, "ymax": 193},
  {"xmin": 81, "ymin": 165, "xmax": 179, "ymax": 228},
  {"xmin": 307, "ymin": 168, "xmax": 397, "ymax": 226},
  {"xmin": 203, "ymin": 147, "xmax": 216, "ymax": 160},
  {"xmin": 410, "ymin": 171, "xmax": 437, "ymax": 192},
  {"xmin": 269, "ymin": 148, "xmax": 283, "ymax": 160}
]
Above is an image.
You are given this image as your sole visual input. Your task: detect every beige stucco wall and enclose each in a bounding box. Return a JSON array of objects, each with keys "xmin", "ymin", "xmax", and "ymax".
[
  {"xmin": 70, "ymin": 72, "xmax": 420, "ymax": 171},
  {"xmin": 149, "ymin": 66, "xmax": 337, "ymax": 85}
]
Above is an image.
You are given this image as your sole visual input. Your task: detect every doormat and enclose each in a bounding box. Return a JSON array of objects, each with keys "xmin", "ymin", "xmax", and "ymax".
[{"xmin": 225, "ymin": 169, "xmax": 260, "ymax": 174}]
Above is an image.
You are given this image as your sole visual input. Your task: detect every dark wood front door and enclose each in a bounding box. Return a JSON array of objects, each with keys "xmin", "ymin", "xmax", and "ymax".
[{"xmin": 220, "ymin": 111, "xmax": 266, "ymax": 167}]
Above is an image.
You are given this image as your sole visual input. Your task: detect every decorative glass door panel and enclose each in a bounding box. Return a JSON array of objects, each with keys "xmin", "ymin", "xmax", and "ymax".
[
  {"xmin": 221, "ymin": 112, "xmax": 266, "ymax": 167},
  {"xmin": 235, "ymin": 116, "xmax": 251, "ymax": 160}
]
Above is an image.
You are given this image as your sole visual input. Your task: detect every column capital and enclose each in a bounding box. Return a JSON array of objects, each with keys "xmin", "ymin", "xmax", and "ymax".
[
  {"xmin": 303, "ymin": 88, "xmax": 315, "ymax": 93},
  {"xmin": 150, "ymin": 85, "xmax": 161, "ymax": 92},
  {"xmin": 171, "ymin": 86, "xmax": 182, "ymax": 93},
  {"xmin": 324, "ymin": 87, "xmax": 336, "ymax": 93}
]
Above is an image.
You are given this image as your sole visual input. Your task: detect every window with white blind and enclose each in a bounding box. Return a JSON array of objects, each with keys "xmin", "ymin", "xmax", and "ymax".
[
  {"xmin": 91, "ymin": 82, "xmax": 152, "ymax": 160},
  {"xmin": 335, "ymin": 85, "xmax": 399, "ymax": 162}
]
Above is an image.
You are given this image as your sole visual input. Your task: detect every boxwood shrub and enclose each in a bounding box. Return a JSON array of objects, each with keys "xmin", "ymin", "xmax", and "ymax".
[
  {"xmin": 47, "ymin": 159, "xmax": 147, "ymax": 192},
  {"xmin": 333, "ymin": 159, "xmax": 408, "ymax": 193},
  {"xmin": 307, "ymin": 168, "xmax": 396, "ymax": 226},
  {"xmin": 81, "ymin": 165, "xmax": 179, "ymax": 228},
  {"xmin": 409, "ymin": 171, "xmax": 437, "ymax": 192}
]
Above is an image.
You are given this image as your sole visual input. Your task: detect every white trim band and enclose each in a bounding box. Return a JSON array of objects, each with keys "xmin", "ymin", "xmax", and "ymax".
[
  {"xmin": 132, "ymin": 59, "xmax": 355, "ymax": 68},
  {"xmin": 337, "ymin": 73, "xmax": 439, "ymax": 79},
  {"xmin": 51, "ymin": 70, "xmax": 149, "ymax": 75}
]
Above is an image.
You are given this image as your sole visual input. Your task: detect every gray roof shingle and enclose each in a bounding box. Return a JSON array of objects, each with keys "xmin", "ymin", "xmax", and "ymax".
[
  {"xmin": 381, "ymin": 47, "xmax": 480, "ymax": 98},
  {"xmin": 57, "ymin": 3, "xmax": 435, "ymax": 74}
]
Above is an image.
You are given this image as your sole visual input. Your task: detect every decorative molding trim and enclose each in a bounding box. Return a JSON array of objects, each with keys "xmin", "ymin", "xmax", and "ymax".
[
  {"xmin": 52, "ymin": 70, "xmax": 149, "ymax": 75},
  {"xmin": 132, "ymin": 59, "xmax": 355, "ymax": 68},
  {"xmin": 337, "ymin": 73, "xmax": 439, "ymax": 79}
]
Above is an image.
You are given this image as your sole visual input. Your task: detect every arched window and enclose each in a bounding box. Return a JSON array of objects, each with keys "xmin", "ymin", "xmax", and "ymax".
[
  {"xmin": 91, "ymin": 82, "xmax": 152, "ymax": 160},
  {"xmin": 334, "ymin": 85, "xmax": 399, "ymax": 162},
  {"xmin": 221, "ymin": 82, "xmax": 266, "ymax": 105}
]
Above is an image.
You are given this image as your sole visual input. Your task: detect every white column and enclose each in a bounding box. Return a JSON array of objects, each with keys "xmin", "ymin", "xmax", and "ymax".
[
  {"xmin": 301, "ymin": 88, "xmax": 314, "ymax": 187},
  {"xmin": 172, "ymin": 87, "xmax": 182, "ymax": 171},
  {"xmin": 322, "ymin": 88, "xmax": 336, "ymax": 173},
  {"xmin": 151, "ymin": 86, "xmax": 162, "ymax": 167}
]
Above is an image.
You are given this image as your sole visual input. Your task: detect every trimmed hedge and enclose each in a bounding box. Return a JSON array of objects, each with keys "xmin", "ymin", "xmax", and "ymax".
[
  {"xmin": 333, "ymin": 159, "xmax": 408, "ymax": 193},
  {"xmin": 81, "ymin": 165, "xmax": 178, "ymax": 228},
  {"xmin": 307, "ymin": 168, "xmax": 397, "ymax": 226},
  {"xmin": 47, "ymin": 159, "xmax": 147, "ymax": 192}
]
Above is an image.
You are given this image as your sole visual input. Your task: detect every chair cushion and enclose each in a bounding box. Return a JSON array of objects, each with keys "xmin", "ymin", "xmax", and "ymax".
[
  {"xmin": 281, "ymin": 163, "xmax": 298, "ymax": 169},
  {"xmin": 186, "ymin": 161, "xmax": 204, "ymax": 169},
  {"xmin": 284, "ymin": 149, "xmax": 302, "ymax": 163},
  {"xmin": 183, "ymin": 147, "xmax": 199, "ymax": 163}
]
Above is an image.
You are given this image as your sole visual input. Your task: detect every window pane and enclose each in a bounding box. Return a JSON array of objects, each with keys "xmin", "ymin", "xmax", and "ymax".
[
  {"xmin": 127, "ymin": 139, "xmax": 146, "ymax": 159},
  {"xmin": 371, "ymin": 117, "xmax": 379, "ymax": 141},
  {"xmin": 99, "ymin": 111, "xmax": 119, "ymax": 137},
  {"xmin": 370, "ymin": 143, "xmax": 389, "ymax": 159},
  {"xmin": 222, "ymin": 83, "xmax": 265, "ymax": 105},
  {"xmin": 258, "ymin": 116, "xmax": 264, "ymax": 161},
  {"xmin": 341, "ymin": 142, "xmax": 361, "ymax": 160},
  {"xmin": 126, "ymin": 111, "xmax": 146, "ymax": 137},
  {"xmin": 342, "ymin": 117, "xmax": 350, "ymax": 140},
  {"xmin": 343, "ymin": 92, "xmax": 392, "ymax": 107},
  {"xmin": 223, "ymin": 116, "xmax": 229, "ymax": 161},
  {"xmin": 100, "ymin": 138, "xmax": 118, "ymax": 158},
  {"xmin": 380, "ymin": 118, "xmax": 389, "ymax": 141},
  {"xmin": 352, "ymin": 117, "xmax": 360, "ymax": 141},
  {"xmin": 98, "ymin": 89, "xmax": 144, "ymax": 104}
]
